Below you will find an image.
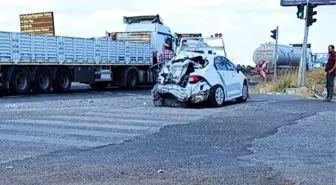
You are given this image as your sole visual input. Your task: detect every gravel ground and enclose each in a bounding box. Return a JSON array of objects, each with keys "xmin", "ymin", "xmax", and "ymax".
[{"xmin": 0, "ymin": 90, "xmax": 334, "ymax": 185}]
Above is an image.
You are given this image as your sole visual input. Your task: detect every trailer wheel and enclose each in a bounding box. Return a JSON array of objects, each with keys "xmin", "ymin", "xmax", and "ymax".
[
  {"xmin": 53, "ymin": 68, "xmax": 72, "ymax": 92},
  {"xmin": 10, "ymin": 67, "xmax": 31, "ymax": 95},
  {"xmin": 125, "ymin": 69, "xmax": 139, "ymax": 90},
  {"xmin": 32, "ymin": 67, "xmax": 52, "ymax": 94}
]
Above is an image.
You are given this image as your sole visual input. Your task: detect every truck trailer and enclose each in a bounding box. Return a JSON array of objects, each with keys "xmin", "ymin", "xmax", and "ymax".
[
  {"xmin": 252, "ymin": 43, "xmax": 313, "ymax": 66},
  {"xmin": 0, "ymin": 14, "xmax": 174, "ymax": 95}
]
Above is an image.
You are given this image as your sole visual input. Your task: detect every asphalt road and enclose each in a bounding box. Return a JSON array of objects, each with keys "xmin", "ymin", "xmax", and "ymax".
[{"xmin": 0, "ymin": 88, "xmax": 334, "ymax": 185}]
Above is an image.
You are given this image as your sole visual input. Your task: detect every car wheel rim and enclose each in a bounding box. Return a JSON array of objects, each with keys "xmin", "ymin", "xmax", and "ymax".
[
  {"xmin": 215, "ymin": 87, "xmax": 224, "ymax": 104},
  {"xmin": 242, "ymin": 85, "xmax": 248, "ymax": 99}
]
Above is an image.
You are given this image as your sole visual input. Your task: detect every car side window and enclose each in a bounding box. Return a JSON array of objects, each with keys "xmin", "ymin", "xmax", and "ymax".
[
  {"xmin": 222, "ymin": 57, "xmax": 234, "ymax": 71},
  {"xmin": 228, "ymin": 60, "xmax": 237, "ymax": 71},
  {"xmin": 214, "ymin": 57, "xmax": 226, "ymax": 70}
]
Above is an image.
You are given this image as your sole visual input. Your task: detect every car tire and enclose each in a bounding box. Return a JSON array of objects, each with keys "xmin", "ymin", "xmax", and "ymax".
[
  {"xmin": 236, "ymin": 83, "xmax": 248, "ymax": 103},
  {"xmin": 208, "ymin": 84, "xmax": 225, "ymax": 107},
  {"xmin": 153, "ymin": 98, "xmax": 164, "ymax": 107},
  {"xmin": 181, "ymin": 101, "xmax": 190, "ymax": 108},
  {"xmin": 152, "ymin": 83, "xmax": 164, "ymax": 107}
]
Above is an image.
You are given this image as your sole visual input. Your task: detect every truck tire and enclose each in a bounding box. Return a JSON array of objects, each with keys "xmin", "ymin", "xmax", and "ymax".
[
  {"xmin": 52, "ymin": 68, "xmax": 72, "ymax": 92},
  {"xmin": 32, "ymin": 67, "xmax": 52, "ymax": 94},
  {"xmin": 125, "ymin": 69, "xmax": 139, "ymax": 90},
  {"xmin": 208, "ymin": 84, "xmax": 225, "ymax": 107},
  {"xmin": 10, "ymin": 67, "xmax": 31, "ymax": 95}
]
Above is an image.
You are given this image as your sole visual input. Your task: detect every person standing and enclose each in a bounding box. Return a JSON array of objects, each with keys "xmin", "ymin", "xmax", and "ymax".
[
  {"xmin": 158, "ymin": 43, "xmax": 174, "ymax": 69},
  {"xmin": 324, "ymin": 45, "xmax": 336, "ymax": 102}
]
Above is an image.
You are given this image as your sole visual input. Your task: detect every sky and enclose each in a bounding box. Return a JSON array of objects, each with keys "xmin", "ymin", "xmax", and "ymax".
[{"xmin": 0, "ymin": 0, "xmax": 335, "ymax": 65}]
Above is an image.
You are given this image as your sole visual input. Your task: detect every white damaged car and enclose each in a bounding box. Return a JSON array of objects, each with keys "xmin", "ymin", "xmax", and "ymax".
[{"xmin": 151, "ymin": 51, "xmax": 249, "ymax": 107}]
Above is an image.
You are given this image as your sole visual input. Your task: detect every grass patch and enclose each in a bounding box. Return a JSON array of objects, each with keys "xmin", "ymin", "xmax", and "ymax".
[{"xmin": 252, "ymin": 69, "xmax": 335, "ymax": 95}]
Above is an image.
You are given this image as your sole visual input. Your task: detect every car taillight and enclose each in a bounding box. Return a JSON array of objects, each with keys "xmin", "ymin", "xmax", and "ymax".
[{"xmin": 189, "ymin": 75, "xmax": 201, "ymax": 83}]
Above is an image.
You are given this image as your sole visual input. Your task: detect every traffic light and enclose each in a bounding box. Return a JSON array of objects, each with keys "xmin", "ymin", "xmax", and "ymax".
[
  {"xmin": 270, "ymin": 29, "xmax": 277, "ymax": 40},
  {"xmin": 214, "ymin": 33, "xmax": 222, "ymax": 37},
  {"xmin": 296, "ymin": 4, "xmax": 304, "ymax": 19},
  {"xmin": 307, "ymin": 3, "xmax": 317, "ymax": 26}
]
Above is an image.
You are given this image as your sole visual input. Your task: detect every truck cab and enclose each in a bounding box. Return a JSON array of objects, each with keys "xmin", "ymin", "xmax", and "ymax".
[
  {"xmin": 173, "ymin": 33, "xmax": 202, "ymax": 51},
  {"xmin": 106, "ymin": 15, "xmax": 174, "ymax": 58},
  {"xmin": 173, "ymin": 33, "xmax": 227, "ymax": 57}
]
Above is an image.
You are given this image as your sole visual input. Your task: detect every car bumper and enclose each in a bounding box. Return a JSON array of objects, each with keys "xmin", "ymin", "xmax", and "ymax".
[{"xmin": 152, "ymin": 82, "xmax": 211, "ymax": 104}]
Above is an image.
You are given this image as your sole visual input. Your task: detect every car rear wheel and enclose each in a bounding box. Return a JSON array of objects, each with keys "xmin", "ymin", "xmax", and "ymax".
[
  {"xmin": 208, "ymin": 84, "xmax": 225, "ymax": 107},
  {"xmin": 152, "ymin": 83, "xmax": 164, "ymax": 107},
  {"xmin": 236, "ymin": 83, "xmax": 248, "ymax": 103}
]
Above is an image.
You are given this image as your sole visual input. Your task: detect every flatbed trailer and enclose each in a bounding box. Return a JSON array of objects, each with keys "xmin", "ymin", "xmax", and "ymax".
[{"xmin": 0, "ymin": 14, "xmax": 173, "ymax": 95}]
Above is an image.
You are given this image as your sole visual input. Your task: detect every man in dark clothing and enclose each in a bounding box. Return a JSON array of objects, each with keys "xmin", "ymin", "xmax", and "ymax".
[{"xmin": 324, "ymin": 45, "xmax": 336, "ymax": 102}]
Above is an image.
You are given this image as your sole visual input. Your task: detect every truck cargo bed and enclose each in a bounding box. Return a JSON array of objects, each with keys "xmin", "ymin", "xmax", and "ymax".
[{"xmin": 0, "ymin": 31, "xmax": 152, "ymax": 65}]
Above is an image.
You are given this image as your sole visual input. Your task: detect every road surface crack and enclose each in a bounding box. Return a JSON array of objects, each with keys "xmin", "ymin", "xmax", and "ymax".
[{"xmin": 242, "ymin": 112, "xmax": 318, "ymax": 157}]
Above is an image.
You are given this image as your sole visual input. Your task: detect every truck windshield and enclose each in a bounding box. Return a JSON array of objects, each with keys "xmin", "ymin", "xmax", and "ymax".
[
  {"xmin": 178, "ymin": 37, "xmax": 226, "ymax": 57},
  {"xmin": 175, "ymin": 33, "xmax": 202, "ymax": 46}
]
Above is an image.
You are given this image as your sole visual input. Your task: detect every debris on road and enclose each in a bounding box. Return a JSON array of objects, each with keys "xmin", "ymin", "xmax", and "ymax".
[{"xmin": 157, "ymin": 169, "xmax": 164, "ymax": 173}]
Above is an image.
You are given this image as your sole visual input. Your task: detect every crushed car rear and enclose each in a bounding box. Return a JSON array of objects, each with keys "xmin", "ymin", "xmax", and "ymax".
[{"xmin": 151, "ymin": 52, "xmax": 212, "ymax": 107}]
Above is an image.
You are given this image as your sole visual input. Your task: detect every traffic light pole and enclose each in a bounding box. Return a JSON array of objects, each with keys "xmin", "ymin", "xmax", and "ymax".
[
  {"xmin": 274, "ymin": 26, "xmax": 279, "ymax": 78},
  {"xmin": 298, "ymin": 0, "xmax": 310, "ymax": 87}
]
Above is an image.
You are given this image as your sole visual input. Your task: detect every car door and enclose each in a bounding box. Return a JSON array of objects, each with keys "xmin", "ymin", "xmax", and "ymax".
[
  {"xmin": 214, "ymin": 56, "xmax": 235, "ymax": 98},
  {"xmin": 223, "ymin": 58, "xmax": 242, "ymax": 97}
]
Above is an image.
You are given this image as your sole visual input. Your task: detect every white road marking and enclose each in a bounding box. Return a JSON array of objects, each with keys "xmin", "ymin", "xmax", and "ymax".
[{"xmin": 0, "ymin": 105, "xmax": 214, "ymax": 149}]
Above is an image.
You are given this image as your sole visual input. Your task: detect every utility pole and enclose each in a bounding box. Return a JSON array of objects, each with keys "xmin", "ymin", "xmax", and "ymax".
[
  {"xmin": 298, "ymin": 3, "xmax": 308, "ymax": 87},
  {"xmin": 298, "ymin": 0, "xmax": 317, "ymax": 87},
  {"xmin": 270, "ymin": 27, "xmax": 279, "ymax": 77}
]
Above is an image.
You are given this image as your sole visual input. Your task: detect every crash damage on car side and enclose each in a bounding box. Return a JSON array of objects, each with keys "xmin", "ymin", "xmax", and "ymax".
[{"xmin": 151, "ymin": 52, "xmax": 211, "ymax": 107}]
